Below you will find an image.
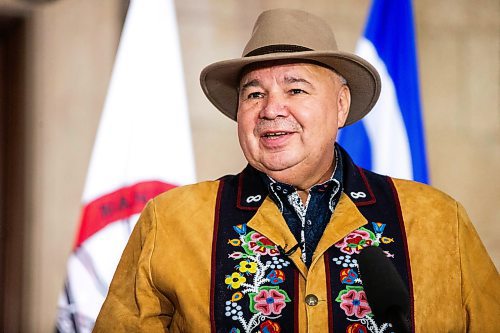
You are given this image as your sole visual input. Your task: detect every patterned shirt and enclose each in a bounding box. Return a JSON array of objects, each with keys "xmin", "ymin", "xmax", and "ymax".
[{"xmin": 261, "ymin": 146, "xmax": 344, "ymax": 267}]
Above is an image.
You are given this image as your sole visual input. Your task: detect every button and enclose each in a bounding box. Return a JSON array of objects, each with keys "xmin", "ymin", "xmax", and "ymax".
[
  {"xmin": 306, "ymin": 219, "xmax": 312, "ymax": 226},
  {"xmin": 305, "ymin": 294, "xmax": 319, "ymax": 306}
]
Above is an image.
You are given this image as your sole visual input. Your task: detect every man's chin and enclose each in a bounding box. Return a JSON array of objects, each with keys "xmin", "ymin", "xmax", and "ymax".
[
  {"xmin": 253, "ymin": 161, "xmax": 302, "ymax": 183},
  {"xmin": 254, "ymin": 160, "xmax": 295, "ymax": 172}
]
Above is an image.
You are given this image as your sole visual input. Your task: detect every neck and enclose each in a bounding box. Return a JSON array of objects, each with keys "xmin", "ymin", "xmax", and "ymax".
[
  {"xmin": 266, "ymin": 151, "xmax": 336, "ymax": 203},
  {"xmin": 295, "ymin": 163, "xmax": 334, "ymax": 203}
]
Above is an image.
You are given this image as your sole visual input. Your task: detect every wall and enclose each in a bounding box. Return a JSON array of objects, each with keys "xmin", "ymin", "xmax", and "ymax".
[
  {"xmin": 0, "ymin": 0, "xmax": 123, "ymax": 331},
  {"xmin": 23, "ymin": 0, "xmax": 123, "ymax": 330},
  {"xmin": 417, "ymin": 0, "xmax": 499, "ymax": 261},
  {"xmin": 0, "ymin": 0, "xmax": 497, "ymax": 331}
]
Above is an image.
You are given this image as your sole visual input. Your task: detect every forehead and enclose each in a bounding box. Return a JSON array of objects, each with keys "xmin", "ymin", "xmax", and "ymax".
[{"xmin": 239, "ymin": 61, "xmax": 335, "ymax": 84}]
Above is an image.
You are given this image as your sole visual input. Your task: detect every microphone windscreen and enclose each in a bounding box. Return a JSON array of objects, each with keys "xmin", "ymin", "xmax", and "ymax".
[{"xmin": 357, "ymin": 246, "xmax": 410, "ymax": 323}]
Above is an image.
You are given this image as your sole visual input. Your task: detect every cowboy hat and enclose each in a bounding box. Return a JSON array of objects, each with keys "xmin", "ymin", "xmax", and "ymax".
[{"xmin": 199, "ymin": 8, "xmax": 381, "ymax": 126}]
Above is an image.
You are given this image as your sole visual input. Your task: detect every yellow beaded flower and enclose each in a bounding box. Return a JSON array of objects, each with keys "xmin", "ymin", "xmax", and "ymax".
[
  {"xmin": 238, "ymin": 260, "xmax": 258, "ymax": 274},
  {"xmin": 225, "ymin": 272, "xmax": 246, "ymax": 289}
]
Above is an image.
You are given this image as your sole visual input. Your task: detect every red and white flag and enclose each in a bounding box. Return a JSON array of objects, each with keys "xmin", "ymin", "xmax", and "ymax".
[{"xmin": 56, "ymin": 0, "xmax": 196, "ymax": 331}]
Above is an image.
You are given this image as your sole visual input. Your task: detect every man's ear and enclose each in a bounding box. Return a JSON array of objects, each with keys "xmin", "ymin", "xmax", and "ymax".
[{"xmin": 337, "ymin": 84, "xmax": 351, "ymax": 128}]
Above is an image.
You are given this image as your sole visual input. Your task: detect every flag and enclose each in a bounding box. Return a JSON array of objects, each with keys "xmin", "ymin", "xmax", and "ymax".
[
  {"xmin": 55, "ymin": 0, "xmax": 196, "ymax": 331},
  {"xmin": 338, "ymin": 0, "xmax": 429, "ymax": 183}
]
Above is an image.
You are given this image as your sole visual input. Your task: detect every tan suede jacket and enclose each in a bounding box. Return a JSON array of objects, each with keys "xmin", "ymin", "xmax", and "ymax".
[{"xmin": 94, "ymin": 170, "xmax": 499, "ymax": 332}]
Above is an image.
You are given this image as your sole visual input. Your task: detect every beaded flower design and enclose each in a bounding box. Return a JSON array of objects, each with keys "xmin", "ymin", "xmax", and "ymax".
[
  {"xmin": 225, "ymin": 224, "xmax": 291, "ymax": 333},
  {"xmin": 333, "ymin": 222, "xmax": 395, "ymax": 333}
]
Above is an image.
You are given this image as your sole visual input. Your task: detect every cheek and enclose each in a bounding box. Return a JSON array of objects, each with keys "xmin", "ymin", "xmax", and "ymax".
[
  {"xmin": 237, "ymin": 113, "xmax": 252, "ymax": 137},
  {"xmin": 237, "ymin": 106, "xmax": 261, "ymax": 135},
  {"xmin": 294, "ymin": 102, "xmax": 337, "ymax": 130},
  {"xmin": 237, "ymin": 117, "xmax": 257, "ymax": 152},
  {"xmin": 303, "ymin": 103, "xmax": 339, "ymax": 141}
]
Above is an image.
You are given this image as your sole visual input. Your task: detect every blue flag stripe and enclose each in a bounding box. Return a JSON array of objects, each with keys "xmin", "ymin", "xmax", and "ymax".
[
  {"xmin": 339, "ymin": 0, "xmax": 429, "ymax": 184},
  {"xmin": 339, "ymin": 121, "xmax": 372, "ymax": 171},
  {"xmin": 365, "ymin": 0, "xmax": 428, "ymax": 183}
]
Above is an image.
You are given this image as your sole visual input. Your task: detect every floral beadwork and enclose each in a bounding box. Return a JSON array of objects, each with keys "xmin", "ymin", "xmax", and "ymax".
[
  {"xmin": 267, "ymin": 270, "xmax": 285, "ymax": 285},
  {"xmin": 340, "ymin": 268, "xmax": 360, "ymax": 285},
  {"xmin": 225, "ymin": 301, "xmax": 244, "ymax": 320},
  {"xmin": 238, "ymin": 260, "xmax": 258, "ymax": 274},
  {"xmin": 332, "ymin": 254, "xmax": 358, "ymax": 268},
  {"xmin": 249, "ymin": 286, "xmax": 290, "ymax": 316},
  {"xmin": 243, "ymin": 231, "xmax": 281, "ymax": 256},
  {"xmin": 225, "ymin": 272, "xmax": 247, "ymax": 289},
  {"xmin": 336, "ymin": 286, "xmax": 371, "ymax": 318},
  {"xmin": 224, "ymin": 224, "xmax": 290, "ymax": 333},
  {"xmin": 265, "ymin": 256, "xmax": 290, "ymax": 270},
  {"xmin": 259, "ymin": 320, "xmax": 281, "ymax": 333},
  {"xmin": 332, "ymin": 222, "xmax": 395, "ymax": 333},
  {"xmin": 335, "ymin": 227, "xmax": 379, "ymax": 255},
  {"xmin": 346, "ymin": 323, "xmax": 368, "ymax": 333}
]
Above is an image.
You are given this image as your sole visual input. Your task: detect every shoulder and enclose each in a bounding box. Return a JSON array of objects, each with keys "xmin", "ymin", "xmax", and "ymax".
[
  {"xmin": 156, "ymin": 179, "xmax": 221, "ymax": 200},
  {"xmin": 356, "ymin": 166, "xmax": 459, "ymax": 208},
  {"xmin": 391, "ymin": 177, "xmax": 456, "ymax": 202},
  {"xmin": 148, "ymin": 172, "xmax": 241, "ymax": 214},
  {"xmin": 389, "ymin": 177, "xmax": 463, "ymax": 220},
  {"xmin": 151, "ymin": 180, "xmax": 221, "ymax": 210}
]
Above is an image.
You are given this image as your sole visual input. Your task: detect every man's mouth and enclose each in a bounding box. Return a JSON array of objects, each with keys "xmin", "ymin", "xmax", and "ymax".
[{"xmin": 262, "ymin": 131, "xmax": 289, "ymax": 138}]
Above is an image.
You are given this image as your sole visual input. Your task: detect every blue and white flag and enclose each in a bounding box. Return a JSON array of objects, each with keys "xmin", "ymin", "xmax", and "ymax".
[{"xmin": 339, "ymin": 0, "xmax": 429, "ymax": 183}]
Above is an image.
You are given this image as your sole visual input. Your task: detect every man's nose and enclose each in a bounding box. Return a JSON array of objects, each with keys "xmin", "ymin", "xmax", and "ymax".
[{"xmin": 259, "ymin": 93, "xmax": 289, "ymax": 119}]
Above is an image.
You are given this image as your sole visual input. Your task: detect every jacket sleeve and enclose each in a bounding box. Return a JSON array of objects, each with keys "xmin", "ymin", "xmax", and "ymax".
[
  {"xmin": 93, "ymin": 199, "xmax": 174, "ymax": 332},
  {"xmin": 457, "ymin": 202, "xmax": 500, "ymax": 331}
]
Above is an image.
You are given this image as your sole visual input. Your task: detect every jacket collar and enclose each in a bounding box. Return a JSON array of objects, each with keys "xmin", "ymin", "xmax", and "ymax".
[
  {"xmin": 235, "ymin": 144, "xmax": 377, "ymax": 210},
  {"xmin": 235, "ymin": 165, "xmax": 268, "ymax": 210},
  {"xmin": 337, "ymin": 144, "xmax": 377, "ymax": 206}
]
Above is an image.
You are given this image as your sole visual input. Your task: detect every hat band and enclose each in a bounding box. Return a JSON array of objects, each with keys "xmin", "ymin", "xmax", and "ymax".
[{"xmin": 244, "ymin": 44, "xmax": 312, "ymax": 57}]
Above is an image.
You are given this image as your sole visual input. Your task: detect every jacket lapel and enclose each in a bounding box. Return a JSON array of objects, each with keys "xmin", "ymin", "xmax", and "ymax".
[
  {"xmin": 233, "ymin": 165, "xmax": 309, "ymax": 275},
  {"xmin": 247, "ymin": 197, "xmax": 308, "ymax": 277},
  {"xmin": 311, "ymin": 146, "xmax": 378, "ymax": 267},
  {"xmin": 311, "ymin": 193, "xmax": 368, "ymax": 267}
]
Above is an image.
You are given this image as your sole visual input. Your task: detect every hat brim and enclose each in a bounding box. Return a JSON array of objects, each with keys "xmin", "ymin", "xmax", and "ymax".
[{"xmin": 200, "ymin": 50, "xmax": 381, "ymax": 126}]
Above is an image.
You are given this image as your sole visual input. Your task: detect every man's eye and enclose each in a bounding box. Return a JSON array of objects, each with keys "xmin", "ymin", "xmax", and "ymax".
[
  {"xmin": 290, "ymin": 89, "xmax": 306, "ymax": 95},
  {"xmin": 248, "ymin": 92, "xmax": 264, "ymax": 99}
]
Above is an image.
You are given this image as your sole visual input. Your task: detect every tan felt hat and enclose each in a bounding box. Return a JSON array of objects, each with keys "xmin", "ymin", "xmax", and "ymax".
[{"xmin": 200, "ymin": 8, "xmax": 381, "ymax": 126}]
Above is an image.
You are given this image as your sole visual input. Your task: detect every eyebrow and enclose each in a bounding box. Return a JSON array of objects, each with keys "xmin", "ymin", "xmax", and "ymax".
[
  {"xmin": 240, "ymin": 76, "xmax": 313, "ymax": 91},
  {"xmin": 284, "ymin": 76, "xmax": 312, "ymax": 86},
  {"xmin": 240, "ymin": 79, "xmax": 261, "ymax": 91}
]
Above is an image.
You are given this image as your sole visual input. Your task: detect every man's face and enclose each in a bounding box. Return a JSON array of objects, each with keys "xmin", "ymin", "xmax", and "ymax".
[{"xmin": 237, "ymin": 62, "xmax": 350, "ymax": 188}]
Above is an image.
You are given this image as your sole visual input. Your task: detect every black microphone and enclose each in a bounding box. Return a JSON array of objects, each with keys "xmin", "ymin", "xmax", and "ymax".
[{"xmin": 357, "ymin": 246, "xmax": 411, "ymax": 333}]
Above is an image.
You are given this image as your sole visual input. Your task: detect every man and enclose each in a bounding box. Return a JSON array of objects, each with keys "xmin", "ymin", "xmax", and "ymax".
[{"xmin": 94, "ymin": 8, "xmax": 499, "ymax": 333}]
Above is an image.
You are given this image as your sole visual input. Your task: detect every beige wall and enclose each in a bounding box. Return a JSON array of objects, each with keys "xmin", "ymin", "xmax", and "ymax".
[
  {"xmin": 25, "ymin": 1, "xmax": 124, "ymax": 331},
  {"xmin": 0, "ymin": 0, "xmax": 123, "ymax": 331},
  {"xmin": 0, "ymin": 0, "xmax": 497, "ymax": 331}
]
